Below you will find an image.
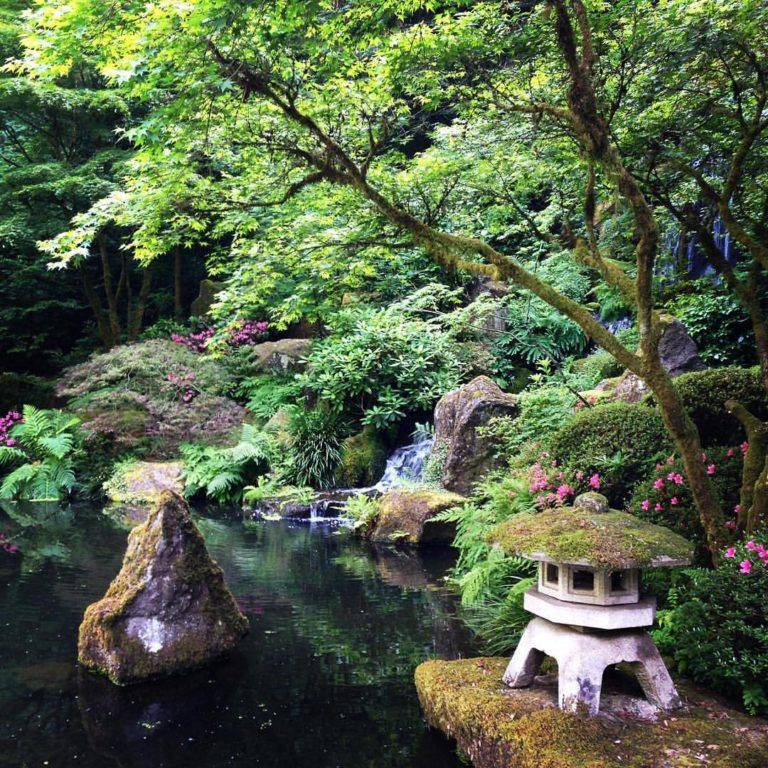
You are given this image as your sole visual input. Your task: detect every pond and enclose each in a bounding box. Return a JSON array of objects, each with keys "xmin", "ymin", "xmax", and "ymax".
[{"xmin": 0, "ymin": 503, "xmax": 476, "ymax": 768}]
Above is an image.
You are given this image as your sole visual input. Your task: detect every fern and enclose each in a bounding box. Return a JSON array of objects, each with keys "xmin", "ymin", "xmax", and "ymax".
[{"xmin": 0, "ymin": 407, "xmax": 81, "ymax": 501}]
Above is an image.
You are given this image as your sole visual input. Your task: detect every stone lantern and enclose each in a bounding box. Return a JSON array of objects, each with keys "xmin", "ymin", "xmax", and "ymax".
[{"xmin": 489, "ymin": 492, "xmax": 693, "ymax": 715}]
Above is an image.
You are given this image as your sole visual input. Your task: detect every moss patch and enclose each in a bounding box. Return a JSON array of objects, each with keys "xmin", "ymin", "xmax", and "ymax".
[
  {"xmin": 103, "ymin": 460, "xmax": 185, "ymax": 505},
  {"xmin": 489, "ymin": 507, "xmax": 692, "ymax": 569},
  {"xmin": 334, "ymin": 427, "xmax": 387, "ymax": 487},
  {"xmin": 415, "ymin": 657, "xmax": 768, "ymax": 768}
]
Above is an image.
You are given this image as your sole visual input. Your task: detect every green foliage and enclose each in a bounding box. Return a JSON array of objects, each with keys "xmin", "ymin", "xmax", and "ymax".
[
  {"xmin": 565, "ymin": 351, "xmax": 624, "ymax": 391},
  {"xmin": 236, "ymin": 374, "xmax": 300, "ymax": 421},
  {"xmin": 334, "ymin": 428, "xmax": 387, "ymax": 488},
  {"xmin": 666, "ymin": 283, "xmax": 756, "ymax": 367},
  {"xmin": 242, "ymin": 477, "xmax": 314, "ymax": 506},
  {"xmin": 0, "ymin": 406, "xmax": 81, "ymax": 500},
  {"xmin": 481, "ymin": 386, "xmax": 577, "ymax": 465},
  {"xmin": 285, "ymin": 407, "xmax": 345, "ymax": 490},
  {"xmin": 298, "ymin": 296, "xmax": 463, "ymax": 428},
  {"xmin": 547, "ymin": 402, "xmax": 672, "ymax": 504},
  {"xmin": 670, "ymin": 367, "xmax": 767, "ymax": 447},
  {"xmin": 654, "ymin": 533, "xmax": 768, "ymax": 716},
  {"xmin": 345, "ymin": 493, "xmax": 380, "ymax": 536},
  {"xmin": 180, "ymin": 423, "xmax": 278, "ymax": 503}
]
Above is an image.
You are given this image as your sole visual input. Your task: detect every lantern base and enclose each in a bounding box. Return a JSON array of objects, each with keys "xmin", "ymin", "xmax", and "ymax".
[{"xmin": 503, "ymin": 616, "xmax": 682, "ymax": 716}]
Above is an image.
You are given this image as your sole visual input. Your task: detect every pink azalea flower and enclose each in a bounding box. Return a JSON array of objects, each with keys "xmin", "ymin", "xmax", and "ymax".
[
  {"xmin": 670, "ymin": 497, "xmax": 679, "ymax": 505},
  {"xmin": 653, "ymin": 479, "xmax": 665, "ymax": 489},
  {"xmin": 739, "ymin": 560, "xmax": 752, "ymax": 574},
  {"xmin": 725, "ymin": 520, "xmax": 737, "ymax": 529},
  {"xmin": 667, "ymin": 455, "xmax": 675, "ymax": 465},
  {"xmin": 726, "ymin": 448, "xmax": 735, "ymax": 458},
  {"xmin": 655, "ymin": 503, "xmax": 663, "ymax": 512},
  {"xmin": 641, "ymin": 500, "xmax": 650, "ymax": 511},
  {"xmin": 724, "ymin": 547, "xmax": 736, "ymax": 558},
  {"xmin": 734, "ymin": 504, "xmax": 742, "ymax": 515},
  {"xmin": 588, "ymin": 474, "xmax": 601, "ymax": 490},
  {"xmin": 706, "ymin": 464, "xmax": 716, "ymax": 475},
  {"xmin": 746, "ymin": 540, "xmax": 757, "ymax": 551},
  {"xmin": 741, "ymin": 441, "xmax": 749, "ymax": 454}
]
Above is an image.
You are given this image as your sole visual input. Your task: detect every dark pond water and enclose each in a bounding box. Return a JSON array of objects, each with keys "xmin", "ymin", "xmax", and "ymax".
[{"xmin": 0, "ymin": 503, "xmax": 476, "ymax": 768}]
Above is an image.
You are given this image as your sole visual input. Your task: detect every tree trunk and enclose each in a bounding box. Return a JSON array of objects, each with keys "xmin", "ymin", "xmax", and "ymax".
[
  {"xmin": 646, "ymin": 367, "xmax": 726, "ymax": 554},
  {"xmin": 98, "ymin": 236, "xmax": 122, "ymax": 344},
  {"xmin": 128, "ymin": 262, "xmax": 155, "ymax": 340},
  {"xmin": 78, "ymin": 265, "xmax": 113, "ymax": 349},
  {"xmin": 174, "ymin": 251, "xmax": 184, "ymax": 319}
]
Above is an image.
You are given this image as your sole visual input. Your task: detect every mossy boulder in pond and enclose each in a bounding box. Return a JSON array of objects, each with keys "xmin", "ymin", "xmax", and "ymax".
[
  {"xmin": 372, "ymin": 489, "xmax": 465, "ymax": 545},
  {"xmin": 104, "ymin": 460, "xmax": 185, "ymax": 505},
  {"xmin": 432, "ymin": 376, "xmax": 518, "ymax": 495},
  {"xmin": 415, "ymin": 657, "xmax": 768, "ymax": 768},
  {"xmin": 78, "ymin": 492, "xmax": 248, "ymax": 685}
]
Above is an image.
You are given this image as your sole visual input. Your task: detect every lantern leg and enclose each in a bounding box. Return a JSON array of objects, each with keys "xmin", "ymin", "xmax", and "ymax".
[{"xmin": 503, "ymin": 620, "xmax": 545, "ymax": 687}]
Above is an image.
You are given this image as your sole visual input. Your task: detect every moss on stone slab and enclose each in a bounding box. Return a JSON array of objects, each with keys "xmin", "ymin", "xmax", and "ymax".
[
  {"xmin": 334, "ymin": 427, "xmax": 387, "ymax": 487},
  {"xmin": 415, "ymin": 658, "xmax": 768, "ymax": 768},
  {"xmin": 489, "ymin": 507, "xmax": 693, "ymax": 569}
]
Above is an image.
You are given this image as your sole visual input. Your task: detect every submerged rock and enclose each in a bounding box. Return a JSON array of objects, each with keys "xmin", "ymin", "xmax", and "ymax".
[
  {"xmin": 415, "ymin": 657, "xmax": 768, "ymax": 768},
  {"xmin": 371, "ymin": 489, "xmax": 465, "ymax": 545},
  {"xmin": 432, "ymin": 376, "xmax": 518, "ymax": 494},
  {"xmin": 78, "ymin": 492, "xmax": 248, "ymax": 685}
]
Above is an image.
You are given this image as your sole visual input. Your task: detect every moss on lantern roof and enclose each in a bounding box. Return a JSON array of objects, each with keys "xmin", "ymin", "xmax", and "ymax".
[{"xmin": 488, "ymin": 503, "xmax": 692, "ymax": 570}]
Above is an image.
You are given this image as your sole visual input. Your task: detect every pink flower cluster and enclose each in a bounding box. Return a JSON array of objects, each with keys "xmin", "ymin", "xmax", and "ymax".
[
  {"xmin": 0, "ymin": 532, "xmax": 18, "ymax": 554},
  {"xmin": 724, "ymin": 539, "xmax": 768, "ymax": 574},
  {"xmin": 227, "ymin": 320, "xmax": 269, "ymax": 347},
  {"xmin": 528, "ymin": 456, "xmax": 604, "ymax": 508},
  {"xmin": 171, "ymin": 327, "xmax": 216, "ymax": 353},
  {"xmin": 0, "ymin": 411, "xmax": 22, "ymax": 447},
  {"xmin": 166, "ymin": 371, "xmax": 198, "ymax": 403}
]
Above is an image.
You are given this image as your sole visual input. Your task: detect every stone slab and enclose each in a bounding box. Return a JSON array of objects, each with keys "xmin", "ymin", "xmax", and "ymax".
[{"xmin": 524, "ymin": 587, "xmax": 656, "ymax": 629}]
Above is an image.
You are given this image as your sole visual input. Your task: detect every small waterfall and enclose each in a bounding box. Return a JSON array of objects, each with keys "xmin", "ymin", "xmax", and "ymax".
[{"xmin": 373, "ymin": 436, "xmax": 435, "ymax": 492}]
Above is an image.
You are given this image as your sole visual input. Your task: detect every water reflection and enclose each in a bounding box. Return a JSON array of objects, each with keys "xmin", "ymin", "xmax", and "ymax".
[{"xmin": 0, "ymin": 504, "xmax": 474, "ymax": 768}]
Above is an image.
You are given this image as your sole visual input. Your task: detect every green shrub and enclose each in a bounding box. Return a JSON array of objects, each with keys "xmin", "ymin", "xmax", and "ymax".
[
  {"xmin": 653, "ymin": 532, "xmax": 768, "ymax": 716},
  {"xmin": 567, "ymin": 350, "xmax": 624, "ymax": 390},
  {"xmin": 345, "ymin": 493, "xmax": 380, "ymax": 536},
  {"xmin": 334, "ymin": 428, "xmax": 387, "ymax": 488},
  {"xmin": 286, "ymin": 407, "xmax": 345, "ymax": 489},
  {"xmin": 547, "ymin": 402, "xmax": 671, "ymax": 504},
  {"xmin": 298, "ymin": 301, "xmax": 462, "ymax": 428},
  {"xmin": 481, "ymin": 386, "xmax": 577, "ymax": 465},
  {"xmin": 666, "ymin": 282, "xmax": 756, "ymax": 367},
  {"xmin": 181, "ymin": 423, "xmax": 278, "ymax": 504},
  {"xmin": 670, "ymin": 367, "xmax": 766, "ymax": 446},
  {"xmin": 236, "ymin": 374, "xmax": 300, "ymax": 421},
  {"xmin": 628, "ymin": 446, "xmax": 744, "ymax": 561},
  {"xmin": 0, "ymin": 374, "xmax": 55, "ymax": 413},
  {"xmin": 58, "ymin": 340, "xmax": 244, "ymax": 459},
  {"xmin": 0, "ymin": 406, "xmax": 81, "ymax": 501}
]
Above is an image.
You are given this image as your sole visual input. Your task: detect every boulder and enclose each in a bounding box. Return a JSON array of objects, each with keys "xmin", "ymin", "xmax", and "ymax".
[
  {"xmin": 432, "ymin": 376, "xmax": 518, "ymax": 494},
  {"xmin": 190, "ymin": 279, "xmax": 224, "ymax": 318},
  {"xmin": 597, "ymin": 317, "xmax": 706, "ymax": 404},
  {"xmin": 78, "ymin": 492, "xmax": 248, "ymax": 684},
  {"xmin": 334, "ymin": 427, "xmax": 388, "ymax": 488},
  {"xmin": 247, "ymin": 338, "xmax": 313, "ymax": 374},
  {"xmin": 371, "ymin": 489, "xmax": 465, "ymax": 545},
  {"xmin": 104, "ymin": 460, "xmax": 184, "ymax": 505}
]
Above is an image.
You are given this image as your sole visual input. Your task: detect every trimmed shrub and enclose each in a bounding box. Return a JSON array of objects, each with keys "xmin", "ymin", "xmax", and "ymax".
[
  {"xmin": 670, "ymin": 367, "xmax": 766, "ymax": 446},
  {"xmin": 57, "ymin": 341, "xmax": 243, "ymax": 460},
  {"xmin": 547, "ymin": 402, "xmax": 672, "ymax": 504},
  {"xmin": 628, "ymin": 446, "xmax": 744, "ymax": 561},
  {"xmin": 334, "ymin": 428, "xmax": 387, "ymax": 488},
  {"xmin": 653, "ymin": 532, "xmax": 768, "ymax": 716}
]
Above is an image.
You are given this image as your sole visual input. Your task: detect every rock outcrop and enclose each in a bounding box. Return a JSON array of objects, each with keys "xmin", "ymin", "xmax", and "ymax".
[
  {"xmin": 247, "ymin": 338, "xmax": 313, "ymax": 374},
  {"xmin": 598, "ymin": 318, "xmax": 706, "ymax": 404},
  {"xmin": 371, "ymin": 489, "xmax": 465, "ymax": 545},
  {"xmin": 432, "ymin": 376, "xmax": 518, "ymax": 494},
  {"xmin": 190, "ymin": 279, "xmax": 224, "ymax": 318},
  {"xmin": 78, "ymin": 492, "xmax": 248, "ymax": 685}
]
